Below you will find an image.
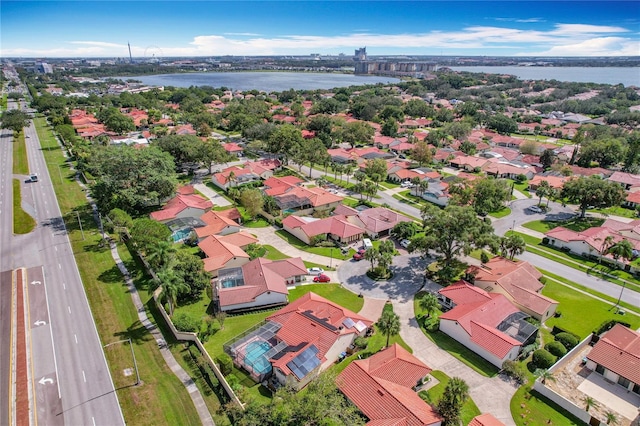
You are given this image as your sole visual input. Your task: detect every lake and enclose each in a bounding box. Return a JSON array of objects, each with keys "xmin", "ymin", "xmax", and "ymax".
[
  {"xmin": 121, "ymin": 72, "xmax": 401, "ymax": 91},
  {"xmin": 450, "ymin": 66, "xmax": 639, "ymax": 87}
]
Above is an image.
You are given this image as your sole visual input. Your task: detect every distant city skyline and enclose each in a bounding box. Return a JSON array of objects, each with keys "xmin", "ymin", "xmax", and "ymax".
[{"xmin": 1, "ymin": 1, "xmax": 639, "ymax": 58}]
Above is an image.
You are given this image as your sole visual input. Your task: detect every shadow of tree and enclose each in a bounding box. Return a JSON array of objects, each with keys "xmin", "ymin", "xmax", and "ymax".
[
  {"xmin": 98, "ymin": 264, "xmax": 125, "ymax": 284},
  {"xmin": 113, "ymin": 320, "xmax": 153, "ymax": 345}
]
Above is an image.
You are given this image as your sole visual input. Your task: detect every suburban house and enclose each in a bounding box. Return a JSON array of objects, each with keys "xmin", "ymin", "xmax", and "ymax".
[
  {"xmin": 198, "ymin": 234, "xmax": 250, "ymax": 276},
  {"xmin": 215, "ymin": 257, "xmax": 307, "ymax": 312},
  {"xmin": 338, "ymin": 344, "xmax": 442, "ymax": 426},
  {"xmin": 528, "ymin": 175, "xmax": 568, "ymax": 191},
  {"xmin": 350, "ymin": 206, "xmax": 413, "ymax": 238},
  {"xmin": 387, "ymin": 168, "xmax": 440, "ymax": 184},
  {"xmin": 608, "ymin": 171, "xmax": 640, "ymax": 191},
  {"xmin": 149, "ymin": 186, "xmax": 213, "ymax": 223},
  {"xmin": 545, "ymin": 219, "xmax": 640, "ymax": 268},
  {"xmin": 469, "ymin": 414, "xmax": 506, "ymax": 426},
  {"xmin": 224, "ymin": 292, "xmax": 373, "ymax": 389},
  {"xmin": 586, "ymin": 324, "xmax": 640, "ymax": 396},
  {"xmin": 212, "ymin": 165, "xmax": 261, "ymax": 191},
  {"xmin": 262, "ymin": 176, "xmax": 304, "ymax": 196},
  {"xmin": 282, "ymin": 214, "xmax": 364, "ymax": 245},
  {"xmin": 449, "ymin": 155, "xmax": 490, "ymax": 172},
  {"xmin": 482, "ymin": 162, "xmax": 535, "ymax": 180},
  {"xmin": 273, "ymin": 185, "xmax": 343, "ymax": 215},
  {"xmin": 468, "ymin": 257, "xmax": 558, "ymax": 322},
  {"xmin": 195, "ymin": 210, "xmax": 241, "ymax": 239},
  {"xmin": 222, "ymin": 142, "xmax": 244, "ymax": 157},
  {"xmin": 438, "ymin": 281, "xmax": 538, "ymax": 368},
  {"xmin": 624, "ymin": 191, "xmax": 640, "ymax": 209}
]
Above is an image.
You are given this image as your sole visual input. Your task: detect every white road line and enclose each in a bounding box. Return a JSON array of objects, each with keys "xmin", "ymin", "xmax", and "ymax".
[
  {"xmin": 55, "ymin": 246, "xmax": 58, "ymax": 252},
  {"xmin": 67, "ymin": 306, "xmax": 71, "ymax": 314},
  {"xmin": 82, "ymin": 370, "xmax": 86, "ymax": 382},
  {"xmin": 74, "ymin": 334, "xmax": 78, "ymax": 344},
  {"xmin": 42, "ymin": 269, "xmax": 62, "ymax": 398},
  {"xmin": 92, "ymin": 417, "xmax": 96, "ymax": 426},
  {"xmin": 62, "ymin": 283, "xmax": 66, "ymax": 290},
  {"xmin": 58, "ymin": 264, "xmax": 61, "ymax": 269}
]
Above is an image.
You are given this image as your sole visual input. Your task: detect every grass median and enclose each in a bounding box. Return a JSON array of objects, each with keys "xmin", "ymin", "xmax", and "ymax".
[
  {"xmin": 13, "ymin": 131, "xmax": 28, "ymax": 175},
  {"xmin": 35, "ymin": 117, "xmax": 206, "ymax": 425},
  {"xmin": 12, "ymin": 179, "xmax": 35, "ymax": 234}
]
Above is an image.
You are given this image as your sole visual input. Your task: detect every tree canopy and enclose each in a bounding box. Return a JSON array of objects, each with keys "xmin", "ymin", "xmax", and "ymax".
[
  {"xmin": 1, "ymin": 109, "xmax": 31, "ymax": 133},
  {"xmin": 560, "ymin": 176, "xmax": 626, "ymax": 218}
]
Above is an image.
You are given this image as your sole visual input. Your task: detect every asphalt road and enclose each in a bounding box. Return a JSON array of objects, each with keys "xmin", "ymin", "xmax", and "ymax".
[
  {"xmin": 1, "ymin": 99, "xmax": 124, "ymax": 425},
  {"xmin": 300, "ymin": 163, "xmax": 640, "ymax": 306}
]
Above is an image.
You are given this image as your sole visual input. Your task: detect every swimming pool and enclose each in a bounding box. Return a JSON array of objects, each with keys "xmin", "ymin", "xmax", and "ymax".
[
  {"xmin": 243, "ymin": 340, "xmax": 272, "ymax": 375},
  {"xmin": 172, "ymin": 228, "xmax": 192, "ymax": 242}
]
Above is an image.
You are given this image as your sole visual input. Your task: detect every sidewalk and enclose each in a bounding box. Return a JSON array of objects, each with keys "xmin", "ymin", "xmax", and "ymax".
[{"xmin": 193, "ymin": 183, "xmax": 231, "ymax": 207}]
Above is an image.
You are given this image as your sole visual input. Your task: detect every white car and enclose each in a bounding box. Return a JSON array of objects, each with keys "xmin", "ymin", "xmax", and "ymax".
[
  {"xmin": 527, "ymin": 205, "xmax": 543, "ymax": 213},
  {"xmin": 400, "ymin": 239, "xmax": 411, "ymax": 248},
  {"xmin": 307, "ymin": 267, "xmax": 324, "ymax": 275},
  {"xmin": 400, "ymin": 181, "xmax": 415, "ymax": 188}
]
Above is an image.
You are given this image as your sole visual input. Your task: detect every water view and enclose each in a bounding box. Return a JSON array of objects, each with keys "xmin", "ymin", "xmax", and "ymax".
[
  {"xmin": 122, "ymin": 72, "xmax": 401, "ymax": 91},
  {"xmin": 450, "ymin": 66, "xmax": 639, "ymax": 86}
]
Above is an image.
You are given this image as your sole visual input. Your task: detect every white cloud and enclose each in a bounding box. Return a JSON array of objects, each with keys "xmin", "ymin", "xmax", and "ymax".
[{"xmin": 2, "ymin": 23, "xmax": 637, "ymax": 57}]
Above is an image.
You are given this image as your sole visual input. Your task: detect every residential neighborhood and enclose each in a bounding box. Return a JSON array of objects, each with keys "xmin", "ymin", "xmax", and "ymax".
[{"xmin": 3, "ymin": 57, "xmax": 640, "ymax": 426}]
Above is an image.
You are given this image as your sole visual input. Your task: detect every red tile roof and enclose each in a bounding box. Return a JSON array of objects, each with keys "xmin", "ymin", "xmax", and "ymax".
[
  {"xmin": 195, "ymin": 211, "xmax": 240, "ymax": 238},
  {"xmin": 587, "ymin": 324, "xmax": 640, "ymax": 385},
  {"xmin": 352, "ymin": 207, "xmax": 413, "ymax": 234},
  {"xmin": 338, "ymin": 344, "xmax": 440, "ymax": 426},
  {"xmin": 283, "ymin": 214, "xmax": 364, "ymax": 240},
  {"xmin": 150, "ymin": 193, "xmax": 213, "ymax": 221},
  {"xmin": 275, "ymin": 186, "xmax": 343, "ymax": 208},
  {"xmin": 198, "ymin": 236, "xmax": 249, "ymax": 272},
  {"xmin": 528, "ymin": 175, "xmax": 568, "ymax": 190},
  {"xmin": 469, "ymin": 413, "xmax": 506, "ymax": 426}
]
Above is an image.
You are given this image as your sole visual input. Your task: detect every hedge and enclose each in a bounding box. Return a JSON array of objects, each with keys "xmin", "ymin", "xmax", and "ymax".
[
  {"xmin": 555, "ymin": 332, "xmax": 579, "ymax": 351},
  {"xmin": 593, "ymin": 319, "xmax": 631, "ymax": 336},
  {"xmin": 532, "ymin": 349, "xmax": 556, "ymax": 370},
  {"xmin": 545, "ymin": 341, "xmax": 568, "ymax": 358},
  {"xmin": 216, "ymin": 353, "xmax": 234, "ymax": 376}
]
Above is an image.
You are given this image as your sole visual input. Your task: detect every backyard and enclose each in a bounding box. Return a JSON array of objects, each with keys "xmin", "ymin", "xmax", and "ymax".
[
  {"xmin": 419, "ymin": 370, "xmax": 481, "ymax": 425},
  {"xmin": 275, "ymin": 229, "xmax": 355, "ymax": 260}
]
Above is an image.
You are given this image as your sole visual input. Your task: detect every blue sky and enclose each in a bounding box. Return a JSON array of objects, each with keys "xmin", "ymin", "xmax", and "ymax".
[{"xmin": 1, "ymin": 1, "xmax": 639, "ymax": 57}]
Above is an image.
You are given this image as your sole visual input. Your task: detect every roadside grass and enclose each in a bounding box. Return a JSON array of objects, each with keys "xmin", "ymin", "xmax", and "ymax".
[
  {"xmin": 12, "ymin": 179, "xmax": 35, "ymax": 234},
  {"xmin": 507, "ymin": 230, "xmax": 640, "ymax": 294},
  {"xmin": 590, "ymin": 205, "xmax": 637, "ymax": 218},
  {"xmin": 13, "ymin": 131, "xmax": 29, "ymax": 174},
  {"xmin": 275, "ymin": 229, "xmax": 354, "ymax": 260},
  {"xmin": 489, "ymin": 206, "xmax": 511, "ymax": 218},
  {"xmin": 243, "ymin": 217, "xmax": 270, "ymax": 228},
  {"xmin": 262, "ymin": 244, "xmax": 290, "ymax": 260},
  {"xmin": 35, "ymin": 117, "xmax": 205, "ymax": 425},
  {"xmin": 414, "ymin": 292, "xmax": 499, "ymax": 377},
  {"xmin": 510, "ymin": 380, "xmax": 584, "ymax": 426},
  {"xmin": 541, "ymin": 275, "xmax": 640, "ymax": 338},
  {"xmin": 379, "ymin": 180, "xmax": 401, "ymax": 189},
  {"xmin": 507, "ymin": 179, "xmax": 532, "ymax": 198},
  {"xmin": 522, "ymin": 217, "xmax": 604, "ymax": 234},
  {"xmin": 468, "ymin": 249, "xmax": 495, "ymax": 261},
  {"xmin": 289, "ymin": 284, "xmax": 364, "ymax": 313},
  {"xmin": 419, "ymin": 370, "xmax": 481, "ymax": 426}
]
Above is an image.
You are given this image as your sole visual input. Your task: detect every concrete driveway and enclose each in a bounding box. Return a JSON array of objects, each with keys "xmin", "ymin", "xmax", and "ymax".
[{"xmin": 337, "ymin": 252, "xmax": 518, "ymax": 425}]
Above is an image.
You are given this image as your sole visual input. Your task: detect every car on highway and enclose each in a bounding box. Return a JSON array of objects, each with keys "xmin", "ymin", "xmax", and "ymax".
[
  {"xmin": 313, "ymin": 274, "xmax": 331, "ymax": 283},
  {"xmin": 527, "ymin": 205, "xmax": 543, "ymax": 213},
  {"xmin": 307, "ymin": 267, "xmax": 324, "ymax": 275},
  {"xmin": 400, "ymin": 239, "xmax": 411, "ymax": 248}
]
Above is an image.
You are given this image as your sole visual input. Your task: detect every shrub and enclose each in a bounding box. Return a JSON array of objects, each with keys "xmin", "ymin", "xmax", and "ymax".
[
  {"xmin": 555, "ymin": 332, "xmax": 579, "ymax": 350},
  {"xmin": 532, "ymin": 349, "xmax": 556, "ymax": 369},
  {"xmin": 545, "ymin": 341, "xmax": 567, "ymax": 358},
  {"xmin": 520, "ymin": 343, "xmax": 539, "ymax": 360},
  {"xmin": 353, "ymin": 336, "xmax": 368, "ymax": 349},
  {"xmin": 480, "ymin": 252, "xmax": 490, "ymax": 264},
  {"xmin": 502, "ymin": 360, "xmax": 528, "ymax": 384},
  {"xmin": 594, "ymin": 320, "xmax": 631, "ymax": 336},
  {"xmin": 515, "ymin": 174, "xmax": 528, "ymax": 183},
  {"xmin": 216, "ymin": 353, "xmax": 234, "ymax": 376},
  {"xmin": 172, "ymin": 313, "xmax": 201, "ymax": 333}
]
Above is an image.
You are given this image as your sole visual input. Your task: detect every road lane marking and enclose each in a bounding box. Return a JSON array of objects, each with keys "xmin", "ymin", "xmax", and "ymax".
[
  {"xmin": 55, "ymin": 246, "xmax": 57, "ymax": 252},
  {"xmin": 58, "ymin": 264, "xmax": 61, "ymax": 270},
  {"xmin": 67, "ymin": 306, "xmax": 71, "ymax": 314},
  {"xmin": 92, "ymin": 417, "xmax": 96, "ymax": 426},
  {"xmin": 82, "ymin": 370, "xmax": 86, "ymax": 383},
  {"xmin": 74, "ymin": 334, "xmax": 78, "ymax": 344},
  {"xmin": 62, "ymin": 283, "xmax": 66, "ymax": 290}
]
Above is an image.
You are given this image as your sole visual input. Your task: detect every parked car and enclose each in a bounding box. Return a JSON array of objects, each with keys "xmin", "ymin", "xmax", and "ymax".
[
  {"xmin": 400, "ymin": 239, "xmax": 411, "ymax": 249},
  {"xmin": 400, "ymin": 181, "xmax": 415, "ymax": 188},
  {"xmin": 307, "ymin": 267, "xmax": 324, "ymax": 275},
  {"xmin": 313, "ymin": 274, "xmax": 331, "ymax": 283},
  {"xmin": 353, "ymin": 252, "xmax": 364, "ymax": 261},
  {"xmin": 527, "ymin": 205, "xmax": 543, "ymax": 213}
]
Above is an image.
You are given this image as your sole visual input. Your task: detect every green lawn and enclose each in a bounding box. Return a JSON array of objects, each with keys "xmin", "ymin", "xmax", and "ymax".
[
  {"xmin": 13, "ymin": 131, "xmax": 29, "ymax": 175},
  {"xmin": 414, "ymin": 293, "xmax": 499, "ymax": 377},
  {"xmin": 508, "ymin": 179, "xmax": 532, "ymax": 198},
  {"xmin": 275, "ymin": 230, "xmax": 354, "ymax": 260},
  {"xmin": 379, "ymin": 180, "xmax": 401, "ymax": 189},
  {"xmin": 12, "ymin": 179, "xmax": 35, "ymax": 234},
  {"xmin": 419, "ymin": 370, "xmax": 481, "ymax": 426},
  {"xmin": 262, "ymin": 244, "xmax": 290, "ymax": 260},
  {"xmin": 243, "ymin": 217, "xmax": 270, "ymax": 228},
  {"xmin": 510, "ymin": 381, "xmax": 584, "ymax": 426},
  {"xmin": 289, "ymin": 284, "xmax": 364, "ymax": 313},
  {"xmin": 541, "ymin": 276, "xmax": 640, "ymax": 338},
  {"xmin": 35, "ymin": 117, "xmax": 206, "ymax": 425},
  {"xmin": 522, "ymin": 217, "xmax": 604, "ymax": 234},
  {"xmin": 589, "ymin": 205, "xmax": 637, "ymax": 218},
  {"xmin": 489, "ymin": 207, "xmax": 511, "ymax": 218}
]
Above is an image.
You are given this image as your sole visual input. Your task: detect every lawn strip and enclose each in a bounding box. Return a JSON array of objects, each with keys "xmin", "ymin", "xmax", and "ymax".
[
  {"xmin": 13, "ymin": 131, "xmax": 28, "ymax": 174},
  {"xmin": 12, "ymin": 179, "xmax": 35, "ymax": 234}
]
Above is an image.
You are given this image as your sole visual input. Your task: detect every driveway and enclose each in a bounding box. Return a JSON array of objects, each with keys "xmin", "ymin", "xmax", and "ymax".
[{"xmin": 338, "ymin": 253, "xmax": 518, "ymax": 425}]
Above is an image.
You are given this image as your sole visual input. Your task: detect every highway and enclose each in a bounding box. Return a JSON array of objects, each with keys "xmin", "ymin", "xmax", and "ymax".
[{"xmin": 1, "ymin": 98, "xmax": 125, "ymax": 425}]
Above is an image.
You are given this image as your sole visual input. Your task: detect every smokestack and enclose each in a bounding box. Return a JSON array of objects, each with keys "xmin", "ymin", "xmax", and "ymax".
[{"xmin": 128, "ymin": 42, "xmax": 133, "ymax": 64}]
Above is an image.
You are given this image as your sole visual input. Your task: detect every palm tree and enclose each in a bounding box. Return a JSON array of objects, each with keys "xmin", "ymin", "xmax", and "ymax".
[
  {"xmin": 501, "ymin": 234, "xmax": 526, "ymax": 260},
  {"xmin": 418, "ymin": 179, "xmax": 429, "ymax": 198},
  {"xmin": 227, "ymin": 170, "xmax": 236, "ymax": 188},
  {"xmin": 364, "ymin": 247, "xmax": 380, "ymax": 269},
  {"xmin": 536, "ymin": 369, "xmax": 556, "ymax": 385},
  {"xmin": 377, "ymin": 309, "xmax": 401, "ymax": 348},
  {"xmin": 598, "ymin": 235, "xmax": 615, "ymax": 264},
  {"xmin": 605, "ymin": 411, "xmax": 619, "ymax": 425},
  {"xmin": 535, "ymin": 180, "xmax": 552, "ymax": 206},
  {"xmin": 437, "ymin": 377, "xmax": 470, "ymax": 426},
  {"xmin": 344, "ymin": 164, "xmax": 355, "ymax": 185},
  {"xmin": 583, "ymin": 395, "xmax": 598, "ymax": 413},
  {"xmin": 147, "ymin": 240, "xmax": 177, "ymax": 269},
  {"xmin": 154, "ymin": 268, "xmax": 188, "ymax": 316},
  {"xmin": 606, "ymin": 239, "xmax": 633, "ymax": 262},
  {"xmin": 419, "ymin": 293, "xmax": 440, "ymax": 318}
]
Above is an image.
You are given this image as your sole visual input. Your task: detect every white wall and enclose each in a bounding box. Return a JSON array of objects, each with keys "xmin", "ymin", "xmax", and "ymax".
[
  {"xmin": 322, "ymin": 333, "xmax": 358, "ymax": 370},
  {"xmin": 439, "ymin": 319, "xmax": 518, "ymax": 368},
  {"xmin": 282, "ymin": 224, "xmax": 311, "ymax": 245},
  {"xmin": 220, "ymin": 290, "xmax": 287, "ymax": 312},
  {"xmin": 176, "ymin": 207, "xmax": 205, "ymax": 220}
]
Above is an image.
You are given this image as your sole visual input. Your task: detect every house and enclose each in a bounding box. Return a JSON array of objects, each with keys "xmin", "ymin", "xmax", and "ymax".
[
  {"xmin": 223, "ymin": 142, "xmax": 244, "ymax": 157},
  {"xmin": 438, "ymin": 281, "xmax": 538, "ymax": 368},
  {"xmin": 413, "ymin": 180, "xmax": 450, "ymax": 207},
  {"xmin": 388, "ymin": 168, "xmax": 440, "ymax": 184},
  {"xmin": 273, "ymin": 186, "xmax": 343, "ymax": 215},
  {"xmin": 449, "ymin": 155, "xmax": 490, "ymax": 172},
  {"xmin": 468, "ymin": 413, "xmax": 506, "ymax": 426},
  {"xmin": 262, "ymin": 176, "xmax": 304, "ymax": 196},
  {"xmin": 198, "ymin": 235, "xmax": 250, "ymax": 277},
  {"xmin": 585, "ymin": 324, "xmax": 640, "ymax": 396},
  {"xmin": 215, "ymin": 257, "xmax": 307, "ymax": 312},
  {"xmin": 352, "ymin": 207, "xmax": 413, "ymax": 238},
  {"xmin": 528, "ymin": 175, "xmax": 568, "ymax": 191},
  {"xmin": 468, "ymin": 257, "xmax": 558, "ymax": 322},
  {"xmin": 224, "ymin": 292, "xmax": 373, "ymax": 388},
  {"xmin": 338, "ymin": 344, "xmax": 442, "ymax": 426},
  {"xmin": 212, "ymin": 165, "xmax": 261, "ymax": 191},
  {"xmin": 195, "ymin": 210, "xmax": 241, "ymax": 239},
  {"xmin": 282, "ymin": 214, "xmax": 364, "ymax": 245},
  {"xmin": 624, "ymin": 191, "xmax": 640, "ymax": 209},
  {"xmin": 150, "ymin": 187, "xmax": 213, "ymax": 223},
  {"xmin": 482, "ymin": 161, "xmax": 535, "ymax": 180},
  {"xmin": 608, "ymin": 171, "xmax": 640, "ymax": 191}
]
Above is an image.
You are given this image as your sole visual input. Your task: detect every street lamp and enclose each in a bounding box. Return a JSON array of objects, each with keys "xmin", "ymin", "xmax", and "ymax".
[
  {"xmin": 104, "ymin": 338, "xmax": 140, "ymax": 386},
  {"xmin": 329, "ymin": 247, "xmax": 333, "ymax": 269}
]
